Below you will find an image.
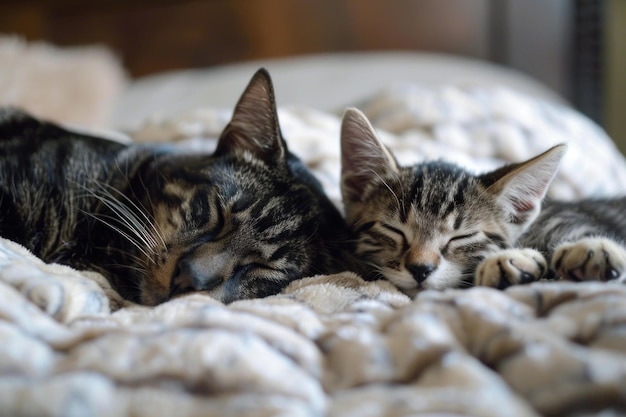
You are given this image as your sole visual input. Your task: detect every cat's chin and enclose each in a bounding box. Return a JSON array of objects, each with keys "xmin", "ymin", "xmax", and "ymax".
[
  {"xmin": 382, "ymin": 271, "xmax": 418, "ymax": 293},
  {"xmin": 382, "ymin": 262, "xmax": 465, "ymax": 296},
  {"xmin": 399, "ymin": 283, "xmax": 450, "ymax": 298}
]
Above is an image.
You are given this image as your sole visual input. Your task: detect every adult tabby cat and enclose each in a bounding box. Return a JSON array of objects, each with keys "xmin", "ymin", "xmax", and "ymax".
[
  {"xmin": 340, "ymin": 108, "xmax": 626, "ymax": 296},
  {"xmin": 0, "ymin": 69, "xmax": 355, "ymax": 305}
]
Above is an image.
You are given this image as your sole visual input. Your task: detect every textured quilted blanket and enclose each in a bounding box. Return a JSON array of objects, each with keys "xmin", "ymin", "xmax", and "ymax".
[
  {"xmin": 2, "ymin": 85, "xmax": 626, "ymax": 416},
  {"xmin": 2, "ymin": 236, "xmax": 626, "ymax": 416}
]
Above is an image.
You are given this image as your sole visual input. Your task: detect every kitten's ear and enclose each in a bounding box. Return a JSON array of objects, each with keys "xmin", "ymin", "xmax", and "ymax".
[
  {"xmin": 215, "ymin": 68, "xmax": 286, "ymax": 165},
  {"xmin": 341, "ymin": 108, "xmax": 400, "ymax": 202},
  {"xmin": 481, "ymin": 144, "xmax": 567, "ymax": 228}
]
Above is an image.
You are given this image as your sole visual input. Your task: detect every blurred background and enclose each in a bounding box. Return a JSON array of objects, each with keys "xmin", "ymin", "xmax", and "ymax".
[{"xmin": 0, "ymin": 0, "xmax": 624, "ymax": 151}]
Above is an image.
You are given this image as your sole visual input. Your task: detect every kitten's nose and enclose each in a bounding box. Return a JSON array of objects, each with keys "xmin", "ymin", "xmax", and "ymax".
[
  {"xmin": 408, "ymin": 263, "xmax": 436, "ymax": 283},
  {"xmin": 171, "ymin": 257, "xmax": 222, "ymax": 294}
]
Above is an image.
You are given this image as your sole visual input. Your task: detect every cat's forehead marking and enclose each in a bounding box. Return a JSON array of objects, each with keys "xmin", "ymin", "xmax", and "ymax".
[
  {"xmin": 163, "ymin": 181, "xmax": 192, "ymax": 199},
  {"xmin": 403, "ymin": 161, "xmax": 473, "ymax": 220}
]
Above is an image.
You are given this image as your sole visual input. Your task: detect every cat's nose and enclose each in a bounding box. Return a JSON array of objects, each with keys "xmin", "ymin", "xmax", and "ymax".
[
  {"xmin": 171, "ymin": 257, "xmax": 222, "ymax": 294},
  {"xmin": 408, "ymin": 263, "xmax": 436, "ymax": 283}
]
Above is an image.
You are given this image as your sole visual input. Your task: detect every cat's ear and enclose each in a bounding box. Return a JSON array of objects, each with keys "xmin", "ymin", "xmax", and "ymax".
[
  {"xmin": 480, "ymin": 144, "xmax": 567, "ymax": 228},
  {"xmin": 340, "ymin": 108, "xmax": 400, "ymax": 202},
  {"xmin": 215, "ymin": 68, "xmax": 286, "ymax": 165}
]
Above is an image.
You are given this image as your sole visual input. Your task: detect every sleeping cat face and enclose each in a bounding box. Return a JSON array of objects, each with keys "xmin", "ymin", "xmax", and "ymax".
[
  {"xmin": 340, "ymin": 108, "xmax": 564, "ymax": 296},
  {"xmin": 98, "ymin": 70, "xmax": 350, "ymax": 305}
]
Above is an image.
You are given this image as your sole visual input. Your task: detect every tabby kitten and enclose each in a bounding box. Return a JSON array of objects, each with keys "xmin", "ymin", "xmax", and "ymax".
[
  {"xmin": 340, "ymin": 108, "xmax": 626, "ymax": 295},
  {"xmin": 0, "ymin": 69, "xmax": 354, "ymax": 305}
]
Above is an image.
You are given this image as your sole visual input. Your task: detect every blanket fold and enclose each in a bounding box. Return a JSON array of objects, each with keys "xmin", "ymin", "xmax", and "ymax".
[{"xmin": 2, "ymin": 237, "xmax": 626, "ymax": 417}]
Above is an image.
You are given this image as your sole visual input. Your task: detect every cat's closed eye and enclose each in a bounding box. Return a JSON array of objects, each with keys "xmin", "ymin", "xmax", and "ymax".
[
  {"xmin": 448, "ymin": 232, "xmax": 478, "ymax": 242},
  {"xmin": 381, "ymin": 223, "xmax": 406, "ymax": 237},
  {"xmin": 441, "ymin": 231, "xmax": 480, "ymax": 256},
  {"xmin": 381, "ymin": 223, "xmax": 409, "ymax": 246}
]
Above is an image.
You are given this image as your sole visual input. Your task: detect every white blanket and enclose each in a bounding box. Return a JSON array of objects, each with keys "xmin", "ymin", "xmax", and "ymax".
[
  {"xmin": 2, "ymin": 235, "xmax": 626, "ymax": 416},
  {"xmin": 2, "ymin": 85, "xmax": 626, "ymax": 416}
]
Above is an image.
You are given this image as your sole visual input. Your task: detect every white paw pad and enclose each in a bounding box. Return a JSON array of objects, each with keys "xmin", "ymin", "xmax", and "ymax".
[
  {"xmin": 476, "ymin": 249, "xmax": 547, "ymax": 289},
  {"xmin": 552, "ymin": 237, "xmax": 626, "ymax": 282}
]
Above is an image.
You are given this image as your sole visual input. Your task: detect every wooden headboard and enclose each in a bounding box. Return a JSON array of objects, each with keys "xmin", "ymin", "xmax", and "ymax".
[
  {"xmin": 2, "ymin": 0, "xmax": 622, "ymax": 152},
  {"xmin": 0, "ymin": 0, "xmax": 497, "ymax": 78}
]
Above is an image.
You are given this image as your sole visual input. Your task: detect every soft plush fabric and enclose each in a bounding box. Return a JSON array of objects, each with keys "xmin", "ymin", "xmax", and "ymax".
[
  {"xmin": 0, "ymin": 36, "xmax": 127, "ymax": 128},
  {"xmin": 2, "ymin": 234, "xmax": 626, "ymax": 417},
  {"xmin": 109, "ymin": 51, "xmax": 566, "ymax": 130}
]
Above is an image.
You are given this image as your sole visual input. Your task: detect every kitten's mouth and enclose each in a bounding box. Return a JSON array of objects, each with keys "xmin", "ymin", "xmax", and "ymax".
[
  {"xmin": 388, "ymin": 279, "xmax": 422, "ymax": 297},
  {"xmin": 168, "ymin": 266, "xmax": 192, "ymax": 299},
  {"xmin": 167, "ymin": 280, "xmax": 221, "ymax": 301},
  {"xmin": 168, "ymin": 282, "xmax": 193, "ymax": 300}
]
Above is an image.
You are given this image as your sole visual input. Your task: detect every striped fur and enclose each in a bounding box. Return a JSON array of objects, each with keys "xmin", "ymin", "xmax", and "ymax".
[
  {"xmin": 520, "ymin": 197, "xmax": 626, "ymax": 282},
  {"xmin": 0, "ymin": 69, "xmax": 355, "ymax": 305},
  {"xmin": 341, "ymin": 108, "xmax": 626, "ymax": 295}
]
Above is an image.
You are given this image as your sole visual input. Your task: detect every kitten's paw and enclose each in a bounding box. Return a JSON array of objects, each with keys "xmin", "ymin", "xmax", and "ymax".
[
  {"xmin": 552, "ymin": 237, "xmax": 626, "ymax": 282},
  {"xmin": 476, "ymin": 249, "xmax": 547, "ymax": 289}
]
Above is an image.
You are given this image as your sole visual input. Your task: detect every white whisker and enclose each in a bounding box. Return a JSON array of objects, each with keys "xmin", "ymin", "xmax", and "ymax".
[
  {"xmin": 135, "ymin": 174, "xmax": 168, "ymax": 249},
  {"xmin": 97, "ymin": 180, "xmax": 167, "ymax": 249},
  {"xmin": 370, "ymin": 168, "xmax": 402, "ymax": 212},
  {"xmin": 70, "ymin": 178, "xmax": 165, "ymax": 261},
  {"xmin": 78, "ymin": 209, "xmax": 156, "ymax": 263}
]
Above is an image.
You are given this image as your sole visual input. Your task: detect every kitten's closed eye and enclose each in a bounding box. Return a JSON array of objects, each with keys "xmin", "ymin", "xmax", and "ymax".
[
  {"xmin": 381, "ymin": 223, "xmax": 408, "ymax": 238},
  {"xmin": 442, "ymin": 232, "xmax": 479, "ymax": 254},
  {"xmin": 448, "ymin": 232, "xmax": 478, "ymax": 242},
  {"xmin": 381, "ymin": 223, "xmax": 409, "ymax": 246},
  {"xmin": 356, "ymin": 221, "xmax": 409, "ymax": 255}
]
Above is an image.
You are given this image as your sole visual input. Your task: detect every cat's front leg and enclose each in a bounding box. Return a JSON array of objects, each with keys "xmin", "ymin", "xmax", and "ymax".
[
  {"xmin": 552, "ymin": 237, "xmax": 626, "ymax": 282},
  {"xmin": 475, "ymin": 249, "xmax": 547, "ymax": 289}
]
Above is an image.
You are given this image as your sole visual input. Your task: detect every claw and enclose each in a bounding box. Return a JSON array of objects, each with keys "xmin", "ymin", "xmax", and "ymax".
[
  {"xmin": 520, "ymin": 272, "xmax": 535, "ymax": 284},
  {"xmin": 606, "ymin": 267, "xmax": 620, "ymax": 281},
  {"xmin": 497, "ymin": 261, "xmax": 511, "ymax": 289}
]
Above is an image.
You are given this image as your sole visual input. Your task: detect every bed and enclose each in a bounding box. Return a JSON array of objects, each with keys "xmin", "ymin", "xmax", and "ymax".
[{"xmin": 2, "ymin": 38, "xmax": 626, "ymax": 417}]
